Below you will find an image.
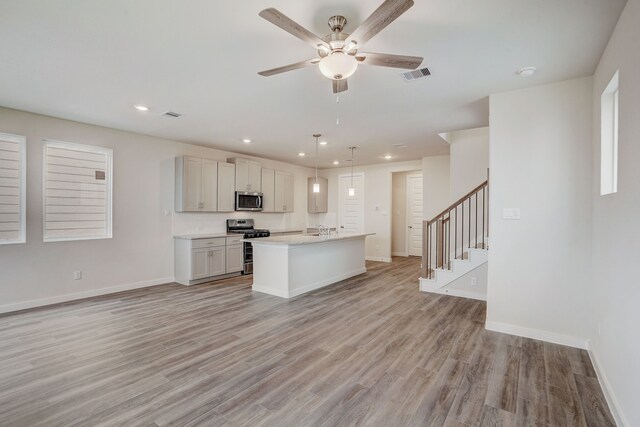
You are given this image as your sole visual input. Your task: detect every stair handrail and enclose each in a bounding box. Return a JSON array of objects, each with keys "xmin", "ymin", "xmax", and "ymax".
[
  {"xmin": 422, "ymin": 174, "xmax": 489, "ymax": 280},
  {"xmin": 427, "ymin": 180, "xmax": 488, "ymax": 225}
]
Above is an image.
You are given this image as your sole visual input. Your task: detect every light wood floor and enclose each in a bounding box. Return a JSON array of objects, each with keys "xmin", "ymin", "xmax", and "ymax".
[{"xmin": 0, "ymin": 257, "xmax": 614, "ymax": 426}]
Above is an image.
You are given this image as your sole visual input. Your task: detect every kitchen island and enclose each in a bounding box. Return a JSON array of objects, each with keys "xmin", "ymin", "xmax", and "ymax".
[{"xmin": 247, "ymin": 232, "xmax": 374, "ymax": 298}]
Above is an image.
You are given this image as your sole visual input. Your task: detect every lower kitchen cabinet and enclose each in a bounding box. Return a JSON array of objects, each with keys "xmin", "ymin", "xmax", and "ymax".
[
  {"xmin": 226, "ymin": 244, "xmax": 243, "ymax": 273},
  {"xmin": 175, "ymin": 236, "xmax": 243, "ymax": 285}
]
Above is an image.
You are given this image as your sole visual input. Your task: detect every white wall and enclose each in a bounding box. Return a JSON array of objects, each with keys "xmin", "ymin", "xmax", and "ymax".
[
  {"xmin": 449, "ymin": 127, "xmax": 490, "ymax": 200},
  {"xmin": 589, "ymin": 1, "xmax": 640, "ymax": 425},
  {"xmin": 487, "ymin": 77, "xmax": 594, "ymax": 348},
  {"xmin": 445, "ymin": 262, "xmax": 488, "ymax": 300},
  {"xmin": 422, "ymin": 155, "xmax": 450, "ymax": 221},
  {"xmin": 0, "ymin": 107, "xmax": 314, "ymax": 312},
  {"xmin": 318, "ymin": 160, "xmax": 423, "ymax": 262}
]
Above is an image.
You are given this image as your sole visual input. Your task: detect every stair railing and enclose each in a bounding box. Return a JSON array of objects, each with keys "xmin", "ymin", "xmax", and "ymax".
[{"xmin": 422, "ymin": 177, "xmax": 489, "ymax": 279}]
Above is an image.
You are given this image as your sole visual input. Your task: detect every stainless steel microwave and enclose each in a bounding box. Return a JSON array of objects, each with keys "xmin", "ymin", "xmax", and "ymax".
[{"xmin": 235, "ymin": 192, "xmax": 263, "ymax": 211}]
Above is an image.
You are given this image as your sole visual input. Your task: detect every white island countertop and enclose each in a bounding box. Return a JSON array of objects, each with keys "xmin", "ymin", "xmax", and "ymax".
[
  {"xmin": 250, "ymin": 232, "xmax": 374, "ymax": 298},
  {"xmin": 246, "ymin": 232, "xmax": 375, "ymax": 246}
]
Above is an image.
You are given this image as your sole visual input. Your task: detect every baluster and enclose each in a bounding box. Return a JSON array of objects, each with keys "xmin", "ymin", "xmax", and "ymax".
[
  {"xmin": 468, "ymin": 197, "xmax": 471, "ymax": 249},
  {"xmin": 475, "ymin": 192, "xmax": 478, "ymax": 249},
  {"xmin": 428, "ymin": 223, "xmax": 431, "ymax": 278},
  {"xmin": 462, "ymin": 198, "xmax": 464, "ymax": 256},
  {"xmin": 435, "ymin": 220, "xmax": 439, "ymax": 270},
  {"xmin": 454, "ymin": 206, "xmax": 457, "ymax": 261}
]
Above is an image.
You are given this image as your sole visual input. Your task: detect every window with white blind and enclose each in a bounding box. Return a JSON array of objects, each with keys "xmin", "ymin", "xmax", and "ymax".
[
  {"xmin": 0, "ymin": 132, "xmax": 26, "ymax": 245},
  {"xmin": 43, "ymin": 140, "xmax": 112, "ymax": 242},
  {"xmin": 601, "ymin": 70, "xmax": 619, "ymax": 195}
]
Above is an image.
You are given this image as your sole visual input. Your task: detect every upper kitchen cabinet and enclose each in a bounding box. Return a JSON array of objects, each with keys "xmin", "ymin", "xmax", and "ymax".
[
  {"xmin": 307, "ymin": 177, "xmax": 328, "ymax": 213},
  {"xmin": 228, "ymin": 157, "xmax": 261, "ymax": 192},
  {"xmin": 217, "ymin": 162, "xmax": 236, "ymax": 212},
  {"xmin": 274, "ymin": 171, "xmax": 294, "ymax": 213},
  {"xmin": 261, "ymin": 168, "xmax": 275, "ymax": 213},
  {"xmin": 175, "ymin": 156, "xmax": 218, "ymax": 212}
]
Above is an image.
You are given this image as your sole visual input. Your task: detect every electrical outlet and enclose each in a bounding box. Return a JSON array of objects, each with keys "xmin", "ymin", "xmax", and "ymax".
[
  {"xmin": 471, "ymin": 277, "xmax": 478, "ymax": 287},
  {"xmin": 73, "ymin": 271, "xmax": 82, "ymax": 280}
]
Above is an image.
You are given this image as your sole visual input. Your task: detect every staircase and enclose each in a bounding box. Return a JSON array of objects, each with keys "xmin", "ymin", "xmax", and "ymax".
[{"xmin": 420, "ymin": 179, "xmax": 489, "ymax": 300}]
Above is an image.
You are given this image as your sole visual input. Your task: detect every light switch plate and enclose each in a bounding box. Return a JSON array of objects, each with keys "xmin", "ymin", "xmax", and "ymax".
[{"xmin": 502, "ymin": 208, "xmax": 521, "ymax": 220}]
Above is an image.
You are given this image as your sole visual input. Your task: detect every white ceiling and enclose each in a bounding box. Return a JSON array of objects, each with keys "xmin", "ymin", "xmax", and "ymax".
[{"xmin": 0, "ymin": 0, "xmax": 626, "ymax": 167}]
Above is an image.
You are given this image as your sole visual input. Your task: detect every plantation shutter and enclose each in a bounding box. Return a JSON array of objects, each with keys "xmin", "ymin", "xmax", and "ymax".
[
  {"xmin": 0, "ymin": 132, "xmax": 26, "ymax": 244},
  {"xmin": 43, "ymin": 140, "xmax": 112, "ymax": 242}
]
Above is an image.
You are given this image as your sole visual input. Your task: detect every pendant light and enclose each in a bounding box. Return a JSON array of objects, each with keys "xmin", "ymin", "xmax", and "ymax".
[
  {"xmin": 348, "ymin": 146, "xmax": 356, "ymax": 196},
  {"xmin": 313, "ymin": 134, "xmax": 321, "ymax": 193}
]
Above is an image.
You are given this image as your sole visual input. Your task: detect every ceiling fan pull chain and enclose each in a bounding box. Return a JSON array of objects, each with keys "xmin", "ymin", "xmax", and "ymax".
[{"xmin": 336, "ymin": 95, "xmax": 340, "ymax": 125}]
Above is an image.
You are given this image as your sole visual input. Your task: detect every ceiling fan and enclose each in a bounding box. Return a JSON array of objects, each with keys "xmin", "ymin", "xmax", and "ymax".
[{"xmin": 258, "ymin": 0, "xmax": 424, "ymax": 93}]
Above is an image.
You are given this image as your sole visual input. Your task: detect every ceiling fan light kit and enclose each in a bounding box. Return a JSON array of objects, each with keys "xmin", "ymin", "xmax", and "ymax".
[
  {"xmin": 258, "ymin": 0, "xmax": 424, "ymax": 93},
  {"xmin": 319, "ymin": 52, "xmax": 358, "ymax": 80}
]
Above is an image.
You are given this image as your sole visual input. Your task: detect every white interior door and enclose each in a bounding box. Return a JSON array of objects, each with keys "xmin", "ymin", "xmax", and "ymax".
[
  {"xmin": 406, "ymin": 174, "xmax": 423, "ymax": 256},
  {"xmin": 338, "ymin": 173, "xmax": 364, "ymax": 233}
]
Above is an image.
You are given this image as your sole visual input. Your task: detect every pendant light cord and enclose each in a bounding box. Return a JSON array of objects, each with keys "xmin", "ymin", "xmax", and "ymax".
[
  {"xmin": 350, "ymin": 147, "xmax": 354, "ymax": 187},
  {"xmin": 313, "ymin": 134, "xmax": 321, "ymax": 186}
]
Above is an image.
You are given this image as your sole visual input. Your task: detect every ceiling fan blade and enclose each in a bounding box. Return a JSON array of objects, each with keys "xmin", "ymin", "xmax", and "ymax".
[
  {"xmin": 332, "ymin": 79, "xmax": 348, "ymax": 93},
  {"xmin": 258, "ymin": 58, "xmax": 320, "ymax": 77},
  {"xmin": 259, "ymin": 8, "xmax": 330, "ymax": 50},
  {"xmin": 347, "ymin": 0, "xmax": 414, "ymax": 47},
  {"xmin": 356, "ymin": 52, "xmax": 423, "ymax": 69}
]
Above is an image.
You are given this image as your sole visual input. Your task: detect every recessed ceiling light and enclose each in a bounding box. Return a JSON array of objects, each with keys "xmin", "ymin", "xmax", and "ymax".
[
  {"xmin": 319, "ymin": 141, "xmax": 328, "ymax": 146},
  {"xmin": 384, "ymin": 155, "xmax": 393, "ymax": 160},
  {"xmin": 517, "ymin": 67, "xmax": 537, "ymax": 77},
  {"xmin": 298, "ymin": 152, "xmax": 306, "ymax": 157},
  {"xmin": 134, "ymin": 105, "xmax": 149, "ymax": 111},
  {"xmin": 242, "ymin": 138, "xmax": 251, "ymax": 143},
  {"xmin": 333, "ymin": 161, "xmax": 340, "ymax": 165}
]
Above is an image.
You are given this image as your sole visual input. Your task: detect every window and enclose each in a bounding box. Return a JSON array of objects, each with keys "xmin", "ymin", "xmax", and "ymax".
[
  {"xmin": 0, "ymin": 132, "xmax": 26, "ymax": 244},
  {"xmin": 43, "ymin": 140, "xmax": 112, "ymax": 242},
  {"xmin": 601, "ymin": 70, "xmax": 619, "ymax": 195}
]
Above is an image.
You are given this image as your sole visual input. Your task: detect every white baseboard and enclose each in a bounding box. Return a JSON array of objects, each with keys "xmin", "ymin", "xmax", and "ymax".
[
  {"xmin": 485, "ymin": 320, "xmax": 588, "ymax": 350},
  {"xmin": 391, "ymin": 252, "xmax": 408, "ymax": 257},
  {"xmin": 251, "ymin": 284, "xmax": 290, "ymax": 298},
  {"xmin": 366, "ymin": 256, "xmax": 392, "ymax": 263},
  {"xmin": 0, "ymin": 277, "xmax": 175, "ymax": 315},
  {"xmin": 252, "ymin": 267, "xmax": 367, "ymax": 299},
  {"xmin": 586, "ymin": 340, "xmax": 629, "ymax": 427},
  {"xmin": 437, "ymin": 288, "xmax": 486, "ymax": 301}
]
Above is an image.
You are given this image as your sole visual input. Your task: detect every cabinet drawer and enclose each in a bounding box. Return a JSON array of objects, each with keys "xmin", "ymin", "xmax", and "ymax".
[
  {"xmin": 226, "ymin": 235, "xmax": 244, "ymax": 245},
  {"xmin": 191, "ymin": 238, "xmax": 226, "ymax": 249}
]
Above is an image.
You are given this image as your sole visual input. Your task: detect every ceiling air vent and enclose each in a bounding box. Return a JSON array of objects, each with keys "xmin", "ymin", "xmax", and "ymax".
[
  {"xmin": 162, "ymin": 111, "xmax": 182, "ymax": 118},
  {"xmin": 401, "ymin": 67, "xmax": 431, "ymax": 82}
]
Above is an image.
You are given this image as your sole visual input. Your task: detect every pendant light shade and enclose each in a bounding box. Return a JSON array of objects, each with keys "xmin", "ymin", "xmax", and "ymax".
[{"xmin": 348, "ymin": 187, "xmax": 355, "ymax": 197}]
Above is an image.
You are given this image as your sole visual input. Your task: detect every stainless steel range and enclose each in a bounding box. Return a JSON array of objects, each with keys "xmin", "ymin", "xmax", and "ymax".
[{"xmin": 226, "ymin": 219, "xmax": 270, "ymax": 275}]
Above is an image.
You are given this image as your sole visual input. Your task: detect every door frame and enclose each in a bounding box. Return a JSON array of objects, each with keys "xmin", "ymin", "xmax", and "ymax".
[
  {"xmin": 405, "ymin": 173, "xmax": 423, "ymax": 257},
  {"xmin": 338, "ymin": 172, "xmax": 365, "ymax": 233}
]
